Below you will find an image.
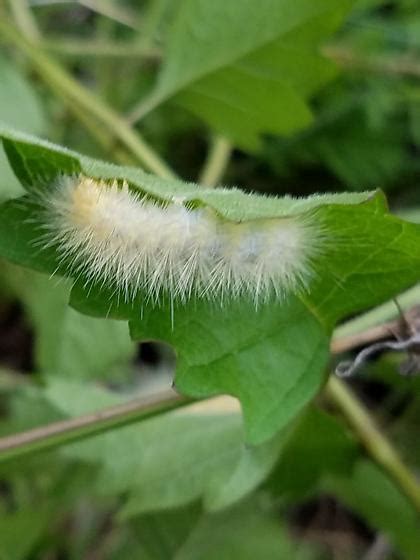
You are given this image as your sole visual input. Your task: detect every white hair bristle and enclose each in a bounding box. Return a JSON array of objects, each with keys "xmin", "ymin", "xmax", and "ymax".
[{"xmin": 37, "ymin": 176, "xmax": 322, "ymax": 305}]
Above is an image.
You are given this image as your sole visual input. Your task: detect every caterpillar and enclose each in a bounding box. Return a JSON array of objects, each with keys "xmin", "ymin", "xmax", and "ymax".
[{"xmin": 36, "ymin": 175, "xmax": 324, "ymax": 305}]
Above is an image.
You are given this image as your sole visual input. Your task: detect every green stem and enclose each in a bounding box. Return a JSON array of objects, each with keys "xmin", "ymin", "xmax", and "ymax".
[
  {"xmin": 126, "ymin": 92, "xmax": 163, "ymax": 125},
  {"xmin": 324, "ymin": 376, "xmax": 420, "ymax": 514},
  {"xmin": 323, "ymin": 44, "xmax": 420, "ymax": 79},
  {"xmin": 0, "ymin": 21, "xmax": 176, "ymax": 179},
  {"xmin": 8, "ymin": 0, "xmax": 40, "ymax": 41},
  {"xmin": 77, "ymin": 0, "xmax": 139, "ymax": 30},
  {"xmin": 69, "ymin": 103, "xmax": 137, "ymax": 165},
  {"xmin": 42, "ymin": 38, "xmax": 161, "ymax": 60},
  {"xmin": 199, "ymin": 135, "xmax": 232, "ymax": 187},
  {"xmin": 0, "ymin": 390, "xmax": 191, "ymax": 463}
]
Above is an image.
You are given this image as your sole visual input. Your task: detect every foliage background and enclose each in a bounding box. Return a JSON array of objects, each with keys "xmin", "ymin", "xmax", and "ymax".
[{"xmin": 0, "ymin": 0, "xmax": 420, "ymax": 559}]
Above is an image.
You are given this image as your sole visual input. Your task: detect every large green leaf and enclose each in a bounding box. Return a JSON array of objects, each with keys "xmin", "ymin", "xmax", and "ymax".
[
  {"xmin": 127, "ymin": 297, "xmax": 328, "ymax": 444},
  {"xmin": 141, "ymin": 0, "xmax": 354, "ymax": 148},
  {"xmin": 152, "ymin": 499, "xmax": 315, "ymax": 560},
  {"xmin": 0, "ymin": 508, "xmax": 50, "ymax": 560},
  {"xmin": 0, "ymin": 54, "xmax": 46, "ymax": 200},
  {"xmin": 1, "ymin": 129, "xmax": 420, "ymax": 444},
  {"xmin": 120, "ymin": 500, "xmax": 316, "ymax": 560},
  {"xmin": 266, "ymin": 406, "xmax": 358, "ymax": 500},
  {"xmin": 324, "ymin": 460, "xmax": 420, "ymax": 559},
  {"xmin": 34, "ymin": 378, "xmax": 286, "ymax": 515}
]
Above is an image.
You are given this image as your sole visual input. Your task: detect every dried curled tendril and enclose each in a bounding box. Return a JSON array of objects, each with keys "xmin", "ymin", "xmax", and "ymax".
[{"xmin": 336, "ymin": 305, "xmax": 420, "ymax": 378}]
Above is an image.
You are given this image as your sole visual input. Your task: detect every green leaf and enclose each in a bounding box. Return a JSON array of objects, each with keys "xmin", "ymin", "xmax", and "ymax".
[
  {"xmin": 2, "ymin": 130, "xmax": 420, "ymax": 444},
  {"xmin": 2, "ymin": 132, "xmax": 80, "ymax": 189},
  {"xmin": 143, "ymin": 0, "xmax": 354, "ymax": 148},
  {"xmin": 39, "ymin": 378, "xmax": 287, "ymax": 515},
  {"xmin": 408, "ymin": 87, "xmax": 420, "ymax": 148},
  {"xmin": 0, "ymin": 54, "xmax": 46, "ymax": 201},
  {"xmin": 70, "ymin": 287, "xmax": 330, "ymax": 445},
  {"xmin": 0, "ymin": 56, "xmax": 45, "ymax": 134},
  {"xmin": 1, "ymin": 266, "xmax": 135, "ymax": 380},
  {"xmin": 0, "ymin": 126, "xmax": 371, "ymax": 214},
  {"xmin": 315, "ymin": 111, "xmax": 407, "ymax": 190},
  {"xmin": 267, "ymin": 406, "xmax": 358, "ymax": 500},
  {"xmin": 123, "ymin": 500, "xmax": 316, "ymax": 560},
  {"xmin": 160, "ymin": 498, "xmax": 315, "ymax": 560},
  {"xmin": 324, "ymin": 460, "xmax": 420, "ymax": 559},
  {"xmin": 123, "ymin": 503, "xmax": 203, "ymax": 560},
  {"xmin": 305, "ymin": 198, "xmax": 420, "ymax": 324},
  {"xmin": 128, "ymin": 297, "xmax": 329, "ymax": 444},
  {"xmin": 0, "ymin": 508, "xmax": 50, "ymax": 560}
]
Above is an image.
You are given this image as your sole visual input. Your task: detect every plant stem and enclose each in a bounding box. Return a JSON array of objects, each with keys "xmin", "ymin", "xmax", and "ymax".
[
  {"xmin": 126, "ymin": 92, "xmax": 162, "ymax": 125},
  {"xmin": 77, "ymin": 0, "xmax": 139, "ymax": 30},
  {"xmin": 330, "ymin": 322, "xmax": 395, "ymax": 355},
  {"xmin": 68, "ymin": 91, "xmax": 137, "ymax": 165},
  {"xmin": 323, "ymin": 44, "xmax": 420, "ymax": 79},
  {"xmin": 324, "ymin": 376, "xmax": 420, "ymax": 514},
  {"xmin": 199, "ymin": 135, "xmax": 232, "ymax": 187},
  {"xmin": 8, "ymin": 0, "xmax": 40, "ymax": 41},
  {"xmin": 42, "ymin": 38, "xmax": 161, "ymax": 60},
  {"xmin": 0, "ymin": 390, "xmax": 190, "ymax": 463},
  {"xmin": 333, "ymin": 283, "xmax": 420, "ymax": 341},
  {"xmin": 0, "ymin": 21, "xmax": 176, "ymax": 179}
]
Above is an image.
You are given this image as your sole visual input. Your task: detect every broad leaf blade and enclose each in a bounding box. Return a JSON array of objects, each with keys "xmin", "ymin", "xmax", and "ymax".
[
  {"xmin": 144, "ymin": 0, "xmax": 354, "ymax": 147},
  {"xmin": 129, "ymin": 297, "xmax": 329, "ymax": 445},
  {"xmin": 0, "ymin": 53, "xmax": 46, "ymax": 200},
  {"xmin": 37, "ymin": 378, "xmax": 287, "ymax": 515},
  {"xmin": 1, "ymin": 130, "xmax": 420, "ymax": 444}
]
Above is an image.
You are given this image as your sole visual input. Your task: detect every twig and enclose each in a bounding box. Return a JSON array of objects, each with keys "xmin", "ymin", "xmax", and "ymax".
[
  {"xmin": 335, "ymin": 333, "xmax": 420, "ymax": 378},
  {"xmin": 0, "ymin": 21, "xmax": 176, "ymax": 179},
  {"xmin": 0, "ymin": 390, "xmax": 190, "ymax": 463},
  {"xmin": 330, "ymin": 322, "xmax": 395, "ymax": 355},
  {"xmin": 324, "ymin": 377, "xmax": 420, "ymax": 514},
  {"xmin": 323, "ymin": 44, "xmax": 420, "ymax": 79},
  {"xmin": 8, "ymin": 0, "xmax": 41, "ymax": 42},
  {"xmin": 199, "ymin": 135, "xmax": 232, "ymax": 187},
  {"xmin": 332, "ymin": 284, "xmax": 420, "ymax": 346},
  {"xmin": 126, "ymin": 92, "xmax": 162, "ymax": 126},
  {"xmin": 68, "ymin": 100, "xmax": 137, "ymax": 165},
  {"xmin": 328, "ymin": 295, "xmax": 420, "ymax": 514},
  {"xmin": 41, "ymin": 38, "xmax": 161, "ymax": 60},
  {"xmin": 77, "ymin": 0, "xmax": 139, "ymax": 30}
]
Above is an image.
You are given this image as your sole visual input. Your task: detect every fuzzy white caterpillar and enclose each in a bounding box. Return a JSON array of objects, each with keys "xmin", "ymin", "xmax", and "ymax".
[{"xmin": 38, "ymin": 176, "xmax": 323, "ymax": 305}]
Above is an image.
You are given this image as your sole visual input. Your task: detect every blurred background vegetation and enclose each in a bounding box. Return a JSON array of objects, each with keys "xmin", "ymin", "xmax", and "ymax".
[{"xmin": 0, "ymin": 0, "xmax": 420, "ymax": 559}]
